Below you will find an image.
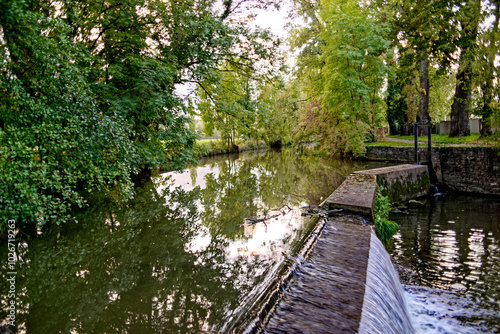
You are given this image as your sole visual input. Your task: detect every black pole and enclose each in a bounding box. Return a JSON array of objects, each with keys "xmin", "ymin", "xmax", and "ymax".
[
  {"xmin": 428, "ymin": 124, "xmax": 432, "ymax": 163},
  {"xmin": 414, "ymin": 123, "xmax": 419, "ymax": 165}
]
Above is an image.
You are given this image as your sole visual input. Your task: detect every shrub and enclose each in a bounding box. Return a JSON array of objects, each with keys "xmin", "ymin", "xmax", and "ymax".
[{"xmin": 373, "ymin": 191, "xmax": 399, "ymax": 244}]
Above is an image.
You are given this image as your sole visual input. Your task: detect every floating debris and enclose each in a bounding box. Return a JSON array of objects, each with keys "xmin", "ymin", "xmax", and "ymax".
[
  {"xmin": 300, "ymin": 208, "xmax": 343, "ymax": 217},
  {"xmin": 241, "ymin": 206, "xmax": 293, "ymax": 226}
]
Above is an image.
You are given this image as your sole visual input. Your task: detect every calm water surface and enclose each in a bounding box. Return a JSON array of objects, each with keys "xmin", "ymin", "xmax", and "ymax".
[
  {"xmin": 388, "ymin": 193, "xmax": 500, "ymax": 333},
  {"xmin": 0, "ymin": 150, "xmax": 388, "ymax": 333}
]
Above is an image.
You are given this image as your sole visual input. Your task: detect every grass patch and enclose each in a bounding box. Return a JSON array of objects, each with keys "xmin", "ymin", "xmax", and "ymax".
[
  {"xmin": 392, "ymin": 134, "xmax": 482, "ymax": 145},
  {"xmin": 368, "ymin": 133, "xmax": 492, "ymax": 147},
  {"xmin": 197, "ymin": 138, "xmax": 218, "ymax": 145},
  {"xmin": 367, "ymin": 140, "xmax": 413, "ymax": 147}
]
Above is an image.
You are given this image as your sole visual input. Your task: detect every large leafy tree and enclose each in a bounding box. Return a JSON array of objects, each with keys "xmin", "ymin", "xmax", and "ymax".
[
  {"xmin": 0, "ymin": 0, "xmax": 136, "ymax": 230},
  {"xmin": 0, "ymin": 0, "xmax": 280, "ymax": 230},
  {"xmin": 256, "ymin": 79, "xmax": 304, "ymax": 147},
  {"xmin": 474, "ymin": 0, "xmax": 500, "ymax": 137},
  {"xmin": 394, "ymin": 0, "xmax": 458, "ymax": 134},
  {"xmin": 198, "ymin": 60, "xmax": 259, "ymax": 149},
  {"xmin": 295, "ymin": 0, "xmax": 391, "ymax": 156},
  {"xmin": 449, "ymin": 0, "xmax": 482, "ymax": 137}
]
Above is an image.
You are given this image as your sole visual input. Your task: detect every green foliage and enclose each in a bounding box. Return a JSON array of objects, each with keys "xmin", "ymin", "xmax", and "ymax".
[
  {"xmin": 395, "ymin": 0, "xmax": 458, "ymax": 70},
  {"xmin": 373, "ymin": 192, "xmax": 399, "ymax": 244},
  {"xmin": 302, "ymin": 100, "xmax": 372, "ymax": 157},
  {"xmin": 428, "ymin": 67, "xmax": 456, "ymax": 122},
  {"xmin": 256, "ymin": 79, "xmax": 303, "ymax": 146},
  {"xmin": 320, "ymin": 0, "xmax": 391, "ymax": 118},
  {"xmin": 288, "ymin": 0, "xmax": 392, "ymax": 156},
  {"xmin": 198, "ymin": 61, "xmax": 259, "ymax": 149},
  {"xmin": 386, "ymin": 73, "xmax": 409, "ymax": 135},
  {"xmin": 0, "ymin": 0, "xmax": 281, "ymax": 230},
  {"xmin": 288, "ymin": 0, "xmax": 500, "ymax": 153},
  {"xmin": 197, "ymin": 40, "xmax": 284, "ymax": 149},
  {"xmin": 0, "ymin": 2, "xmax": 136, "ymax": 229}
]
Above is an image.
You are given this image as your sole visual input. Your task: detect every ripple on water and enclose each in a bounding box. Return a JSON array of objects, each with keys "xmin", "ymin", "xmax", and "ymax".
[
  {"xmin": 403, "ymin": 285, "xmax": 500, "ymax": 334},
  {"xmin": 389, "ymin": 193, "xmax": 500, "ymax": 333}
]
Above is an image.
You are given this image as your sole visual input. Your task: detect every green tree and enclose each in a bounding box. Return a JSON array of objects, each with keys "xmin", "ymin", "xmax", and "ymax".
[
  {"xmin": 0, "ymin": 1, "xmax": 137, "ymax": 230},
  {"xmin": 386, "ymin": 72, "xmax": 409, "ymax": 135},
  {"xmin": 473, "ymin": 0, "xmax": 500, "ymax": 137},
  {"xmin": 0, "ymin": 0, "xmax": 281, "ymax": 230},
  {"xmin": 288, "ymin": 0, "xmax": 324, "ymax": 103},
  {"xmin": 317, "ymin": 0, "xmax": 391, "ymax": 156},
  {"xmin": 428, "ymin": 66, "xmax": 456, "ymax": 122},
  {"xmin": 394, "ymin": 0, "xmax": 458, "ymax": 135},
  {"xmin": 256, "ymin": 79, "xmax": 303, "ymax": 147},
  {"xmin": 198, "ymin": 61, "xmax": 259, "ymax": 149},
  {"xmin": 288, "ymin": 0, "xmax": 391, "ymax": 156},
  {"xmin": 449, "ymin": 0, "xmax": 482, "ymax": 137}
]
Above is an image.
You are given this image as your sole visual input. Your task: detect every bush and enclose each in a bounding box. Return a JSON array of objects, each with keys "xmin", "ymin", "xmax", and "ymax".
[{"xmin": 373, "ymin": 191, "xmax": 399, "ymax": 244}]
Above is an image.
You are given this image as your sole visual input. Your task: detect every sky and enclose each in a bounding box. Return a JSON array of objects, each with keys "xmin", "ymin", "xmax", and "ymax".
[
  {"xmin": 176, "ymin": 4, "xmax": 294, "ymax": 99},
  {"xmin": 251, "ymin": 4, "xmax": 291, "ymax": 39}
]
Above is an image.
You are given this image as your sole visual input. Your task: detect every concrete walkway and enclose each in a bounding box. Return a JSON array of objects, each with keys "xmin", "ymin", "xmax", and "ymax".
[
  {"xmin": 261, "ymin": 164, "xmax": 429, "ymax": 333},
  {"xmin": 322, "ymin": 164, "xmax": 429, "ymax": 217},
  {"xmin": 264, "ymin": 215, "xmax": 372, "ymax": 334}
]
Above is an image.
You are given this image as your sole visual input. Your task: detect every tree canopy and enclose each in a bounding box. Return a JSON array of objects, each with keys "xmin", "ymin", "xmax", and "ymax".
[
  {"xmin": 0, "ymin": 0, "xmax": 280, "ymax": 230},
  {"xmin": 287, "ymin": 0, "xmax": 500, "ymax": 148},
  {"xmin": 2, "ymin": 0, "xmax": 500, "ymax": 230}
]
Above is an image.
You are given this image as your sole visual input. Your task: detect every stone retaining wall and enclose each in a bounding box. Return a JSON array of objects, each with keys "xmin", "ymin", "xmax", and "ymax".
[
  {"xmin": 365, "ymin": 146, "xmax": 500, "ymax": 195},
  {"xmin": 322, "ymin": 165, "xmax": 430, "ymax": 218},
  {"xmin": 355, "ymin": 165, "xmax": 429, "ymax": 203}
]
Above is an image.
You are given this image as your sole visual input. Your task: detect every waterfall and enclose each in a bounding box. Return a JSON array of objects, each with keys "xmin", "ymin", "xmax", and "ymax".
[{"xmin": 358, "ymin": 231, "xmax": 415, "ymax": 334}]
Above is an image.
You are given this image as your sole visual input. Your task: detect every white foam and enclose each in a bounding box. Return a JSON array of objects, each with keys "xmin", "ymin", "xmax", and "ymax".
[{"xmin": 403, "ymin": 285, "xmax": 498, "ymax": 333}]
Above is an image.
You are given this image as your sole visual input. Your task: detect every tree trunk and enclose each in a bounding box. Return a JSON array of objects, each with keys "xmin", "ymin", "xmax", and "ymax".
[
  {"xmin": 418, "ymin": 57, "xmax": 430, "ymax": 136},
  {"xmin": 480, "ymin": 62, "xmax": 493, "ymax": 137},
  {"xmin": 449, "ymin": 55, "xmax": 472, "ymax": 137},
  {"xmin": 480, "ymin": 0, "xmax": 499, "ymax": 137},
  {"xmin": 449, "ymin": 0, "xmax": 480, "ymax": 137}
]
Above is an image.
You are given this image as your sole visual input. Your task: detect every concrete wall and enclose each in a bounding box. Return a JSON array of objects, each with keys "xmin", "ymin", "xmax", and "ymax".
[
  {"xmin": 365, "ymin": 146, "xmax": 500, "ymax": 195},
  {"xmin": 322, "ymin": 165, "xmax": 430, "ymax": 218},
  {"xmin": 433, "ymin": 147, "xmax": 500, "ymax": 195},
  {"xmin": 436, "ymin": 119, "xmax": 482, "ymax": 135},
  {"xmin": 355, "ymin": 165, "xmax": 430, "ymax": 203},
  {"xmin": 436, "ymin": 121, "xmax": 451, "ymax": 135}
]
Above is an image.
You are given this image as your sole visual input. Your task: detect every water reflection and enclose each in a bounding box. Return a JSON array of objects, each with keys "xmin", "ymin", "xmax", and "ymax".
[
  {"xmin": 388, "ymin": 193, "xmax": 500, "ymax": 331},
  {"xmin": 1, "ymin": 150, "xmax": 390, "ymax": 333}
]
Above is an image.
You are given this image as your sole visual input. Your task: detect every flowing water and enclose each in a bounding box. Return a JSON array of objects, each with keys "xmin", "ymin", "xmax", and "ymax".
[
  {"xmin": 0, "ymin": 150, "xmax": 389, "ymax": 333},
  {"xmin": 388, "ymin": 193, "xmax": 500, "ymax": 333},
  {"xmin": 359, "ymin": 231, "xmax": 414, "ymax": 334}
]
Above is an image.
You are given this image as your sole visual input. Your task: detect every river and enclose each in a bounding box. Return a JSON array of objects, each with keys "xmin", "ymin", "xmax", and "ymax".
[
  {"xmin": 2, "ymin": 150, "xmax": 498, "ymax": 333},
  {"xmin": 0, "ymin": 149, "xmax": 388, "ymax": 333},
  {"xmin": 388, "ymin": 193, "xmax": 500, "ymax": 333}
]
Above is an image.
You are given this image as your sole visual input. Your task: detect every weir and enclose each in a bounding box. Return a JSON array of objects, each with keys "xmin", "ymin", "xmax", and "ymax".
[{"xmin": 260, "ymin": 164, "xmax": 428, "ymax": 333}]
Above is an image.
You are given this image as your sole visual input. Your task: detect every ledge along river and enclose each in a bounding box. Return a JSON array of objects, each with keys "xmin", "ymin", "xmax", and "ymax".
[{"xmin": 1, "ymin": 149, "xmax": 499, "ymax": 333}]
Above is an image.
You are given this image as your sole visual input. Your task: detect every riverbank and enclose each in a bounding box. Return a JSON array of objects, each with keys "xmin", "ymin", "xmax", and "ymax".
[{"xmin": 196, "ymin": 138, "xmax": 269, "ymax": 157}]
